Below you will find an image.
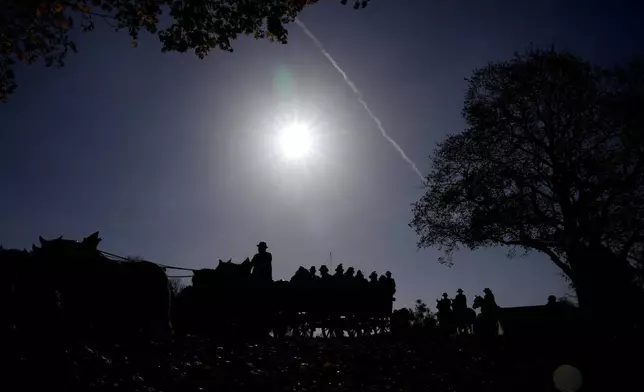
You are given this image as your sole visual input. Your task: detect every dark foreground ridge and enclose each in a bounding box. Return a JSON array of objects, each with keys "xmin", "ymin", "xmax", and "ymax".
[
  {"xmin": 2, "ymin": 231, "xmax": 642, "ymax": 392},
  {"xmin": 8, "ymin": 333, "xmax": 641, "ymax": 392}
]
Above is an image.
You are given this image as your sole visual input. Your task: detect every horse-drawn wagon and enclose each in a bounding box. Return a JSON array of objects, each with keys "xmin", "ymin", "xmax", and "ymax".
[{"xmin": 173, "ymin": 261, "xmax": 396, "ymax": 338}]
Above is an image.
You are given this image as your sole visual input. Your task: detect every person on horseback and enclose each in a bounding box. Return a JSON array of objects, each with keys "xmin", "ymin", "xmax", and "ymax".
[
  {"xmin": 453, "ymin": 289, "xmax": 474, "ymax": 334},
  {"xmin": 453, "ymin": 288, "xmax": 467, "ymax": 311},
  {"xmin": 483, "ymin": 288, "xmax": 496, "ymax": 305},
  {"xmin": 547, "ymin": 295, "xmax": 557, "ymax": 306},
  {"xmin": 436, "ymin": 293, "xmax": 454, "ymax": 334},
  {"xmin": 482, "ymin": 288, "xmax": 498, "ymax": 316},
  {"xmin": 437, "ymin": 293, "xmax": 452, "ymax": 314},
  {"xmin": 251, "ymin": 241, "xmax": 272, "ymax": 282}
]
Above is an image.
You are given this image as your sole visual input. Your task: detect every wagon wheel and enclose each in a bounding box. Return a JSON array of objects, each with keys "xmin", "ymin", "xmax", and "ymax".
[
  {"xmin": 349, "ymin": 317, "xmax": 361, "ymax": 337},
  {"xmin": 357, "ymin": 318, "xmax": 369, "ymax": 336},
  {"xmin": 285, "ymin": 323, "xmax": 296, "ymax": 337},
  {"xmin": 321, "ymin": 318, "xmax": 337, "ymax": 338},
  {"xmin": 290, "ymin": 320, "xmax": 302, "ymax": 337},
  {"xmin": 303, "ymin": 321, "xmax": 315, "ymax": 338},
  {"xmin": 368, "ymin": 318, "xmax": 377, "ymax": 334},
  {"xmin": 375, "ymin": 318, "xmax": 387, "ymax": 334},
  {"xmin": 321, "ymin": 316, "xmax": 337, "ymax": 338},
  {"xmin": 352, "ymin": 323, "xmax": 362, "ymax": 337},
  {"xmin": 365, "ymin": 320, "xmax": 374, "ymax": 335}
]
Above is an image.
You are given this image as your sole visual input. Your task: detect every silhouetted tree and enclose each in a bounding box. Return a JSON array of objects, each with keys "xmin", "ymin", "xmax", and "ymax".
[
  {"xmin": 557, "ymin": 295, "xmax": 579, "ymax": 309},
  {"xmin": 390, "ymin": 307, "xmax": 413, "ymax": 335},
  {"xmin": 412, "ymin": 299, "xmax": 437, "ymax": 330},
  {"xmin": 391, "ymin": 300, "xmax": 437, "ymax": 337},
  {"xmin": 0, "ymin": 0, "xmax": 373, "ymax": 101},
  {"xmin": 410, "ymin": 47, "xmax": 644, "ymax": 323}
]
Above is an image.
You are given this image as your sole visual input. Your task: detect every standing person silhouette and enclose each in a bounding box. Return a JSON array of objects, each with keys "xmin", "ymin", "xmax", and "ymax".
[{"xmin": 251, "ymin": 241, "xmax": 273, "ymax": 282}]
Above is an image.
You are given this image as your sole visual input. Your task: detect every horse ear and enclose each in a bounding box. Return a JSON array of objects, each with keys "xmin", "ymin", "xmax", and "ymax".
[
  {"xmin": 227, "ymin": 258, "xmax": 232, "ymax": 263},
  {"xmin": 83, "ymin": 232, "xmax": 99, "ymax": 242},
  {"xmin": 244, "ymin": 257, "xmax": 250, "ymax": 263},
  {"xmin": 32, "ymin": 244, "xmax": 38, "ymax": 252},
  {"xmin": 82, "ymin": 232, "xmax": 101, "ymax": 249},
  {"xmin": 56, "ymin": 235, "xmax": 63, "ymax": 241},
  {"xmin": 39, "ymin": 236, "xmax": 46, "ymax": 245},
  {"xmin": 218, "ymin": 260, "xmax": 222, "ymax": 265}
]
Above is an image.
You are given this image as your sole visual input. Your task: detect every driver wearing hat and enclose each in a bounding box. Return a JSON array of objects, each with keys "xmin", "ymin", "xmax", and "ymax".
[{"xmin": 251, "ymin": 241, "xmax": 273, "ymax": 282}]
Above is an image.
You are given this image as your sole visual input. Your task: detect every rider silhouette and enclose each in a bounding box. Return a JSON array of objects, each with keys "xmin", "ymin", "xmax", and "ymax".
[
  {"xmin": 251, "ymin": 241, "xmax": 272, "ymax": 282},
  {"xmin": 547, "ymin": 295, "xmax": 557, "ymax": 306},
  {"xmin": 483, "ymin": 288, "xmax": 497, "ymax": 311},
  {"xmin": 437, "ymin": 293, "xmax": 452, "ymax": 315},
  {"xmin": 453, "ymin": 288, "xmax": 467, "ymax": 311}
]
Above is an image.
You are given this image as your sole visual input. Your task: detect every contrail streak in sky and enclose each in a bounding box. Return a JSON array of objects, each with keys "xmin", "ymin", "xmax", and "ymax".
[{"xmin": 294, "ymin": 19, "xmax": 425, "ymax": 183}]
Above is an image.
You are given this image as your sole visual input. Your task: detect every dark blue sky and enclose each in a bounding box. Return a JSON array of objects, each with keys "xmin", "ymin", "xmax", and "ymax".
[{"xmin": 1, "ymin": 0, "xmax": 642, "ymax": 308}]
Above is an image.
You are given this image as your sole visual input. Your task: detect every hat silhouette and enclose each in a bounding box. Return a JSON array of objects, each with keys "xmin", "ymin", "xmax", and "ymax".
[{"xmin": 257, "ymin": 241, "xmax": 268, "ymax": 249}]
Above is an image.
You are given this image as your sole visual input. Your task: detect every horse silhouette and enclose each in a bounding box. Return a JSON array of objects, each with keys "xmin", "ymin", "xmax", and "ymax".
[
  {"xmin": 473, "ymin": 295, "xmax": 500, "ymax": 337},
  {"xmin": 9, "ymin": 232, "xmax": 171, "ymax": 341},
  {"xmin": 177, "ymin": 258, "xmax": 256, "ymax": 337},
  {"xmin": 453, "ymin": 306, "xmax": 476, "ymax": 335}
]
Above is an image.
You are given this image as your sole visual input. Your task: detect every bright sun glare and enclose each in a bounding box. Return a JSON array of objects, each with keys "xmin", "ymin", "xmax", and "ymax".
[{"xmin": 279, "ymin": 123, "xmax": 313, "ymax": 160}]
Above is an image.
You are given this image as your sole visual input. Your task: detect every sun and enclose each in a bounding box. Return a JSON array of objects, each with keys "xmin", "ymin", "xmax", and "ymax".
[{"xmin": 278, "ymin": 122, "xmax": 313, "ymax": 159}]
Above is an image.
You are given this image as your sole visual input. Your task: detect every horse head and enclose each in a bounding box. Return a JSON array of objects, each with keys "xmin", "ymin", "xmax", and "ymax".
[
  {"xmin": 472, "ymin": 295, "xmax": 484, "ymax": 309},
  {"xmin": 240, "ymin": 258, "xmax": 252, "ymax": 275}
]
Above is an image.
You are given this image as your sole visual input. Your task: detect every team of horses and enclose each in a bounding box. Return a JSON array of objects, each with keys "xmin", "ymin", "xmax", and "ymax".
[{"xmin": 2, "ymin": 232, "xmax": 171, "ymax": 341}]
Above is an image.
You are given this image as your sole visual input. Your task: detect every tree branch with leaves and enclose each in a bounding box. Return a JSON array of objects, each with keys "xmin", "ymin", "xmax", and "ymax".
[{"xmin": 0, "ymin": 0, "xmax": 372, "ymax": 101}]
